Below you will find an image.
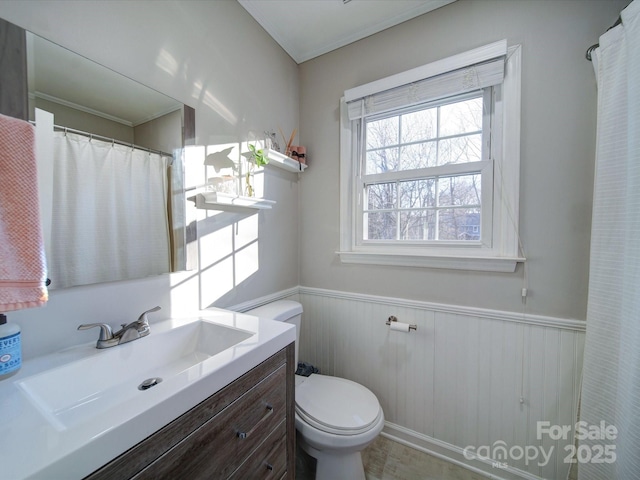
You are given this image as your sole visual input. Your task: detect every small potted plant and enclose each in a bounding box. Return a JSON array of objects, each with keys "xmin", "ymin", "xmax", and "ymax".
[{"xmin": 245, "ymin": 144, "xmax": 269, "ymax": 197}]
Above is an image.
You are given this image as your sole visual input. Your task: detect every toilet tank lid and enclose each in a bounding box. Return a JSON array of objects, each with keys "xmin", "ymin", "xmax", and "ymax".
[{"xmin": 245, "ymin": 300, "xmax": 302, "ymax": 322}]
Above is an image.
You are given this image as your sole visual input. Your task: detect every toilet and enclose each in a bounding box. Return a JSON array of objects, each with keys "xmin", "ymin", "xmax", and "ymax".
[{"xmin": 246, "ymin": 300, "xmax": 384, "ymax": 480}]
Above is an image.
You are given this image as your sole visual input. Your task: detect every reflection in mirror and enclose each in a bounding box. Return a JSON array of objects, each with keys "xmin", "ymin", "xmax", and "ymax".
[{"xmin": 25, "ymin": 31, "xmax": 193, "ymax": 289}]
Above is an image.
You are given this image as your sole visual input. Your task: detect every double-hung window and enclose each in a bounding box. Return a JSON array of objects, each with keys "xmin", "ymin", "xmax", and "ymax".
[
  {"xmin": 361, "ymin": 91, "xmax": 491, "ymax": 244},
  {"xmin": 339, "ymin": 40, "xmax": 524, "ymax": 272}
]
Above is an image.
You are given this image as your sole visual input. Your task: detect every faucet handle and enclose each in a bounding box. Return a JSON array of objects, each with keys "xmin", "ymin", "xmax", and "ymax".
[
  {"xmin": 77, "ymin": 323, "xmax": 114, "ymax": 341},
  {"xmin": 137, "ymin": 306, "xmax": 161, "ymax": 326}
]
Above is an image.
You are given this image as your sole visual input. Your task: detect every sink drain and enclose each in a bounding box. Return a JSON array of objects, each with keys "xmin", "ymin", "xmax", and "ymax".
[{"xmin": 138, "ymin": 377, "xmax": 162, "ymax": 391}]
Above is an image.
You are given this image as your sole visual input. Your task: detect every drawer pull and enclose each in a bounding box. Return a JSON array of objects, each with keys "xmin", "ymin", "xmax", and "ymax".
[
  {"xmin": 237, "ymin": 404, "xmax": 273, "ymax": 439},
  {"xmin": 266, "ymin": 463, "xmax": 273, "ymax": 471}
]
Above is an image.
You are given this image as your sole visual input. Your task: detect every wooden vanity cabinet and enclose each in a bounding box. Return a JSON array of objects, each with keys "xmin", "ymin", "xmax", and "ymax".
[{"xmin": 85, "ymin": 344, "xmax": 295, "ymax": 480}]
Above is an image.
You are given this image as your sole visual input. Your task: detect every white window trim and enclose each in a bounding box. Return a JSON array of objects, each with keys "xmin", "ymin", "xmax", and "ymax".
[{"xmin": 338, "ymin": 43, "xmax": 525, "ymax": 273}]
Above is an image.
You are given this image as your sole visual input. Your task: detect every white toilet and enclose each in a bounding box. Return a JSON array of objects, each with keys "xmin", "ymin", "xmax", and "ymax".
[{"xmin": 247, "ymin": 300, "xmax": 384, "ymax": 480}]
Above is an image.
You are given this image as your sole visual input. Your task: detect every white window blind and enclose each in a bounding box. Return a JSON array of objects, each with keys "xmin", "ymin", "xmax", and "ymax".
[{"xmin": 345, "ymin": 40, "xmax": 507, "ymax": 121}]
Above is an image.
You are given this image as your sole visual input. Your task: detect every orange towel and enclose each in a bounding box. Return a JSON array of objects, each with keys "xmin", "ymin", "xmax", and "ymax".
[{"xmin": 0, "ymin": 113, "xmax": 48, "ymax": 311}]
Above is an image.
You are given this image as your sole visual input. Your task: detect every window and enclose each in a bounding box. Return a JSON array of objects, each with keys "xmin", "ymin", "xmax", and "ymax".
[
  {"xmin": 362, "ymin": 92, "xmax": 489, "ymax": 244},
  {"xmin": 339, "ymin": 41, "xmax": 524, "ymax": 272}
]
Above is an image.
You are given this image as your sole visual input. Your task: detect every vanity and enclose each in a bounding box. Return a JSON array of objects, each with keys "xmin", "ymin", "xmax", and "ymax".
[
  {"xmin": 0, "ymin": 309, "xmax": 296, "ymax": 479},
  {"xmin": 87, "ymin": 345, "xmax": 293, "ymax": 479}
]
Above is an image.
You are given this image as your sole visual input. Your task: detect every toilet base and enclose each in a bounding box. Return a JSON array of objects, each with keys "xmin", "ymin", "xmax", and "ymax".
[{"xmin": 298, "ymin": 434, "xmax": 366, "ymax": 480}]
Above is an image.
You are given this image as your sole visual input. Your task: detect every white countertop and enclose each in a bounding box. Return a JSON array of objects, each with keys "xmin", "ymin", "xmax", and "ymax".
[{"xmin": 0, "ymin": 308, "xmax": 295, "ymax": 479}]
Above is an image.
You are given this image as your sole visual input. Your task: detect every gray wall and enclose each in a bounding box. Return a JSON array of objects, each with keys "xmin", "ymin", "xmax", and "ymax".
[
  {"xmin": 0, "ymin": 0, "xmax": 301, "ymax": 358},
  {"xmin": 33, "ymin": 97, "xmax": 135, "ymax": 143},
  {"xmin": 298, "ymin": 0, "xmax": 626, "ymax": 320},
  {"xmin": 0, "ymin": 0, "xmax": 627, "ymax": 359},
  {"xmin": 134, "ymin": 109, "xmax": 182, "ymax": 153}
]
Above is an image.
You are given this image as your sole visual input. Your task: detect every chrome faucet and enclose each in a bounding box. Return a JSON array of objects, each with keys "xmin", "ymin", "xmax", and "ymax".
[{"xmin": 78, "ymin": 306, "xmax": 161, "ymax": 349}]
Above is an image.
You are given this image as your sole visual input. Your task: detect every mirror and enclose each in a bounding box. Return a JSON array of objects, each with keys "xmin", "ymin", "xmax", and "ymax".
[{"xmin": 24, "ymin": 31, "xmax": 194, "ymax": 289}]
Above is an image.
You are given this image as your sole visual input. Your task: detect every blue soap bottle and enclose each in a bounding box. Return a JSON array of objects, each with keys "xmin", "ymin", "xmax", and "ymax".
[{"xmin": 0, "ymin": 314, "xmax": 22, "ymax": 379}]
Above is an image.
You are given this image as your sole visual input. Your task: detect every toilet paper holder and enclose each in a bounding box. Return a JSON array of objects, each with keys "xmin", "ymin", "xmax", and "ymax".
[{"xmin": 385, "ymin": 315, "xmax": 417, "ymax": 331}]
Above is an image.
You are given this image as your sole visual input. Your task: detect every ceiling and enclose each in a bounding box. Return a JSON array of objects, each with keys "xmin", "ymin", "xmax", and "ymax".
[{"xmin": 238, "ymin": 0, "xmax": 457, "ymax": 64}]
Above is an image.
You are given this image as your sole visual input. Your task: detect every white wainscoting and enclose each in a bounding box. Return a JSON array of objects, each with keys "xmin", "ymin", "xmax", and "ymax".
[{"xmin": 296, "ymin": 287, "xmax": 585, "ymax": 480}]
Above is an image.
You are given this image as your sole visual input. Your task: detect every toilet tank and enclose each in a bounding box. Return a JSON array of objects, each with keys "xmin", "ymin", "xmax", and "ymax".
[{"xmin": 246, "ymin": 300, "xmax": 302, "ymax": 365}]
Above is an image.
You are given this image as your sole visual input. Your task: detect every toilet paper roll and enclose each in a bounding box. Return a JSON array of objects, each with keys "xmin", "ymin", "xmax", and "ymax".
[{"xmin": 390, "ymin": 322, "xmax": 410, "ymax": 332}]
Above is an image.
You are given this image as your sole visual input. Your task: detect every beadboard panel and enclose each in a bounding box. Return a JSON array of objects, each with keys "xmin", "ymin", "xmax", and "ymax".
[{"xmin": 297, "ymin": 288, "xmax": 585, "ymax": 480}]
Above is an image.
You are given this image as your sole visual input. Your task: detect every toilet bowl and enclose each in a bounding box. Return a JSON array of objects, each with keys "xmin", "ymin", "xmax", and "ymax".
[{"xmin": 246, "ymin": 300, "xmax": 384, "ymax": 480}]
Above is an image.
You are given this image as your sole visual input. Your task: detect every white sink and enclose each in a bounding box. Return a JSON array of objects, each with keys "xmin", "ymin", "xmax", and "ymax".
[
  {"xmin": 17, "ymin": 320, "xmax": 253, "ymax": 431},
  {"xmin": 0, "ymin": 309, "xmax": 295, "ymax": 479}
]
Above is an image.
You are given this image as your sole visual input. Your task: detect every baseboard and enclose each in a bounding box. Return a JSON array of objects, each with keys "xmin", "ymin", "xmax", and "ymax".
[{"xmin": 382, "ymin": 422, "xmax": 542, "ymax": 480}]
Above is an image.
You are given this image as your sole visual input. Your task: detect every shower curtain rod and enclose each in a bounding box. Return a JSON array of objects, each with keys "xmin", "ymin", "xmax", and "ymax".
[
  {"xmin": 53, "ymin": 124, "xmax": 175, "ymax": 159},
  {"xmin": 29, "ymin": 120, "xmax": 174, "ymax": 160},
  {"xmin": 586, "ymin": 15, "xmax": 622, "ymax": 61}
]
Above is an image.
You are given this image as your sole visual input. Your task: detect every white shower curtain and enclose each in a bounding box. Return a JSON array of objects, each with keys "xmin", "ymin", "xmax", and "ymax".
[
  {"xmin": 580, "ymin": 1, "xmax": 640, "ymax": 478},
  {"xmin": 49, "ymin": 132, "xmax": 170, "ymax": 288}
]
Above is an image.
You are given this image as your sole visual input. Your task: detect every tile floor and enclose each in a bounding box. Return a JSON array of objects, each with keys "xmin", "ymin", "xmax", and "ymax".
[{"xmin": 296, "ymin": 435, "xmax": 488, "ymax": 480}]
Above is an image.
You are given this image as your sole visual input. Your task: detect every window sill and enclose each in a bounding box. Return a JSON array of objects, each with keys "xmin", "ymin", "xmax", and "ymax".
[{"xmin": 336, "ymin": 251, "xmax": 525, "ymax": 272}]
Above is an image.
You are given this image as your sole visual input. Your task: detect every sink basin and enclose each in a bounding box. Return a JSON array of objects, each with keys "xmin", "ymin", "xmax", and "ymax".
[{"xmin": 17, "ymin": 320, "xmax": 253, "ymax": 430}]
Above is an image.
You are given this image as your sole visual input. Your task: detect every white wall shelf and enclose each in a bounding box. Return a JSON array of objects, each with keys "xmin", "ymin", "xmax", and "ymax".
[
  {"xmin": 264, "ymin": 149, "xmax": 307, "ymax": 173},
  {"xmin": 192, "ymin": 192, "xmax": 276, "ymax": 213}
]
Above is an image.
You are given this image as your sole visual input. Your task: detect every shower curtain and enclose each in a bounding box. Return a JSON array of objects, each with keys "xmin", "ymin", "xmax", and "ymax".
[
  {"xmin": 49, "ymin": 132, "xmax": 170, "ymax": 288},
  {"xmin": 580, "ymin": 1, "xmax": 640, "ymax": 478}
]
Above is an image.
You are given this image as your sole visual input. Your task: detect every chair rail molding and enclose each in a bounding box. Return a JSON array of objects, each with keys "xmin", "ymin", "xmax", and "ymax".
[{"xmin": 298, "ymin": 286, "xmax": 585, "ymax": 331}]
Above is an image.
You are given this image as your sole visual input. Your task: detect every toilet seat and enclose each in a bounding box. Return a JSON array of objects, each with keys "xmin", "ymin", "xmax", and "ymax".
[{"xmin": 295, "ymin": 374, "xmax": 382, "ymax": 436}]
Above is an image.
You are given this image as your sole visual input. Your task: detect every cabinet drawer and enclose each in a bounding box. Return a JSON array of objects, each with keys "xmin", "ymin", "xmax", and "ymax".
[
  {"xmin": 229, "ymin": 420, "xmax": 287, "ymax": 480},
  {"xmin": 133, "ymin": 364, "xmax": 287, "ymax": 480}
]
